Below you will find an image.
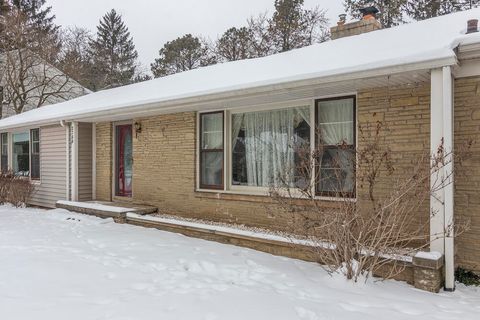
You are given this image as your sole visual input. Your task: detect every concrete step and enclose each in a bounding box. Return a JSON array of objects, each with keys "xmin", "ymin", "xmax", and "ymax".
[{"xmin": 56, "ymin": 200, "xmax": 157, "ymax": 220}]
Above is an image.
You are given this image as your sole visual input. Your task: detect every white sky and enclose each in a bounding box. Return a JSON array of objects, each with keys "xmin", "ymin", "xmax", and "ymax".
[{"xmin": 48, "ymin": 0, "xmax": 345, "ymax": 69}]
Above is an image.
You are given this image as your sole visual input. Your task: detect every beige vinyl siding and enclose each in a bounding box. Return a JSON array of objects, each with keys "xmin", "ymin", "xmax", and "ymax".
[
  {"xmin": 78, "ymin": 123, "xmax": 93, "ymax": 201},
  {"xmin": 30, "ymin": 124, "xmax": 67, "ymax": 208}
]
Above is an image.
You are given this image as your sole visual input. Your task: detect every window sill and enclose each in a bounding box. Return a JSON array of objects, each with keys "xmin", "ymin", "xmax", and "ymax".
[{"xmin": 195, "ymin": 188, "xmax": 356, "ymax": 204}]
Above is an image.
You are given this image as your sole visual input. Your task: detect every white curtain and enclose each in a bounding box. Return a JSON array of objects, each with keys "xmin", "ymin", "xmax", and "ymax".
[
  {"xmin": 317, "ymin": 98, "xmax": 355, "ymax": 193},
  {"xmin": 317, "ymin": 98, "xmax": 354, "ymax": 145},
  {"xmin": 231, "ymin": 114, "xmax": 244, "ymax": 151},
  {"xmin": 234, "ymin": 106, "xmax": 310, "ymax": 187},
  {"xmin": 202, "ymin": 113, "xmax": 223, "ymax": 149}
]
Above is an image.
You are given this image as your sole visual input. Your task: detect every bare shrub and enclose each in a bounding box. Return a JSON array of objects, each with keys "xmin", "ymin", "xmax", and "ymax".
[
  {"xmin": 0, "ymin": 171, "xmax": 15, "ymax": 204},
  {"xmin": 0, "ymin": 171, "xmax": 35, "ymax": 207},
  {"xmin": 269, "ymin": 120, "xmax": 471, "ymax": 282}
]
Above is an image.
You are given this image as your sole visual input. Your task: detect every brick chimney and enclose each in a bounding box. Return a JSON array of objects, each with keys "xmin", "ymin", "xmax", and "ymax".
[{"xmin": 330, "ymin": 6, "xmax": 382, "ymax": 40}]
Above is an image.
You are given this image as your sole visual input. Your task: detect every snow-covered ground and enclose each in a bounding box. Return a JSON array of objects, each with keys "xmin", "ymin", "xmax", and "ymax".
[{"xmin": 0, "ymin": 205, "xmax": 479, "ymax": 320}]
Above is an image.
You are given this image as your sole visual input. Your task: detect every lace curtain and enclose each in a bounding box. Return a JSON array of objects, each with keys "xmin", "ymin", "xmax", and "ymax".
[
  {"xmin": 317, "ymin": 98, "xmax": 354, "ymax": 145},
  {"xmin": 232, "ymin": 106, "xmax": 310, "ymax": 187},
  {"xmin": 317, "ymin": 98, "xmax": 355, "ymax": 193}
]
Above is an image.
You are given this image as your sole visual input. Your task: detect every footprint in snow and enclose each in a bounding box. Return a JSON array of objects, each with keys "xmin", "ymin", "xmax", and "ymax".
[{"xmin": 295, "ymin": 307, "xmax": 319, "ymax": 320}]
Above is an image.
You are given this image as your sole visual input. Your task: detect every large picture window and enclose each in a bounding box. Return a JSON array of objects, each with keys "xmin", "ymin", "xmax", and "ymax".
[
  {"xmin": 200, "ymin": 112, "xmax": 224, "ymax": 189},
  {"xmin": 1, "ymin": 133, "xmax": 8, "ymax": 172},
  {"xmin": 30, "ymin": 129, "xmax": 40, "ymax": 180},
  {"xmin": 316, "ymin": 96, "xmax": 355, "ymax": 197},
  {"xmin": 231, "ymin": 106, "xmax": 310, "ymax": 188},
  {"xmin": 12, "ymin": 132, "xmax": 30, "ymax": 177}
]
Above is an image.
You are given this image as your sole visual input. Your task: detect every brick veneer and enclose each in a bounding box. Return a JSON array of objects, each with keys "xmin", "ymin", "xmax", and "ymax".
[
  {"xmin": 453, "ymin": 76, "xmax": 480, "ymax": 273},
  {"xmin": 95, "ymin": 122, "xmax": 113, "ymax": 201},
  {"xmin": 95, "ymin": 78, "xmax": 480, "ymax": 274}
]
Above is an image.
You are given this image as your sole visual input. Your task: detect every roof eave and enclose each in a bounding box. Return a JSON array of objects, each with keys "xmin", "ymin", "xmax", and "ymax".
[{"xmin": 0, "ymin": 55, "xmax": 458, "ymax": 131}]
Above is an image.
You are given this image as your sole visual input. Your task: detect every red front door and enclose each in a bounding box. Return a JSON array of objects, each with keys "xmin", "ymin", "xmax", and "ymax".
[{"xmin": 115, "ymin": 124, "xmax": 133, "ymax": 197}]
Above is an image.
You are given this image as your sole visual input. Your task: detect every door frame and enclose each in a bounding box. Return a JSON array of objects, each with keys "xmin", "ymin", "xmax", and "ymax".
[{"xmin": 112, "ymin": 121, "xmax": 134, "ymax": 199}]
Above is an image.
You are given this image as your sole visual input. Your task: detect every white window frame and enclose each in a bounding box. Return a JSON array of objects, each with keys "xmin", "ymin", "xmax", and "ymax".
[
  {"xmin": 195, "ymin": 94, "xmax": 358, "ymax": 201},
  {"xmin": 8, "ymin": 128, "xmax": 41, "ymax": 184}
]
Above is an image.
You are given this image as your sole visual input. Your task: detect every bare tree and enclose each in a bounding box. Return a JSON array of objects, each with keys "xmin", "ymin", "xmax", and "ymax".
[
  {"xmin": 269, "ymin": 121, "xmax": 471, "ymax": 281},
  {"xmin": 57, "ymin": 26, "xmax": 94, "ymax": 90},
  {"xmin": 0, "ymin": 7, "xmax": 85, "ymax": 117}
]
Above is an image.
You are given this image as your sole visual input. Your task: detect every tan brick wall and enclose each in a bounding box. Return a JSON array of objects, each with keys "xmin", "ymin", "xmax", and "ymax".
[
  {"xmin": 94, "ymin": 84, "xmax": 432, "ymax": 231},
  {"xmin": 130, "ymin": 112, "xmax": 300, "ymax": 230},
  {"xmin": 95, "ymin": 122, "xmax": 112, "ymax": 201},
  {"xmin": 454, "ymin": 76, "xmax": 480, "ymax": 272},
  {"xmin": 356, "ymin": 84, "xmax": 431, "ymax": 231},
  {"xmin": 93, "ymin": 80, "xmax": 480, "ymax": 271}
]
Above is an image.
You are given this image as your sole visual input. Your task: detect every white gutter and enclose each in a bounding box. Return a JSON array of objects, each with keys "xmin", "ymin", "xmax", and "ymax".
[
  {"xmin": 0, "ymin": 56, "xmax": 457, "ymax": 131},
  {"xmin": 71, "ymin": 122, "xmax": 79, "ymax": 202}
]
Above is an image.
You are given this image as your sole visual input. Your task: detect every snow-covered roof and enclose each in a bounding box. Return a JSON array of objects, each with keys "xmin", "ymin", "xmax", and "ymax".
[{"xmin": 1, "ymin": 9, "xmax": 480, "ymax": 130}]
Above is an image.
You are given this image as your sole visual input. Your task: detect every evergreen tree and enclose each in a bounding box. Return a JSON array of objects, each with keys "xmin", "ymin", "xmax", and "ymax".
[
  {"xmin": 216, "ymin": 27, "xmax": 256, "ymax": 61},
  {"xmin": 406, "ymin": 0, "xmax": 480, "ymax": 20},
  {"xmin": 269, "ymin": 0, "xmax": 328, "ymax": 53},
  {"xmin": 151, "ymin": 34, "xmax": 216, "ymax": 78},
  {"xmin": 343, "ymin": 0, "xmax": 407, "ymax": 28},
  {"xmin": 89, "ymin": 9, "xmax": 139, "ymax": 90}
]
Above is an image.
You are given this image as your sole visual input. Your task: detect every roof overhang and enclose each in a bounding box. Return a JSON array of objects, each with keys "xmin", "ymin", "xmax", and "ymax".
[{"xmin": 0, "ymin": 55, "xmax": 458, "ymax": 131}]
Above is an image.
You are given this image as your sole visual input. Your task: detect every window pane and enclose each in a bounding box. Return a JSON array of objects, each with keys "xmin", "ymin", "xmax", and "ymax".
[
  {"xmin": 201, "ymin": 151, "xmax": 223, "ymax": 187},
  {"xmin": 12, "ymin": 132, "xmax": 29, "ymax": 176},
  {"xmin": 201, "ymin": 113, "xmax": 223, "ymax": 149},
  {"xmin": 231, "ymin": 106, "xmax": 310, "ymax": 187},
  {"xmin": 32, "ymin": 142, "xmax": 40, "ymax": 154},
  {"xmin": 1, "ymin": 133, "xmax": 8, "ymax": 154},
  {"xmin": 31, "ymin": 129, "xmax": 39, "ymax": 142},
  {"xmin": 318, "ymin": 148, "xmax": 355, "ymax": 194},
  {"xmin": 317, "ymin": 98, "xmax": 354, "ymax": 145},
  {"xmin": 31, "ymin": 154, "xmax": 40, "ymax": 179}
]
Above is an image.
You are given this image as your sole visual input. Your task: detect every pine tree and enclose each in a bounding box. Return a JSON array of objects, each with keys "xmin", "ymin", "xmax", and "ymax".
[
  {"xmin": 216, "ymin": 27, "xmax": 256, "ymax": 62},
  {"xmin": 151, "ymin": 34, "xmax": 216, "ymax": 78},
  {"xmin": 89, "ymin": 9, "xmax": 139, "ymax": 90},
  {"xmin": 343, "ymin": 0, "xmax": 407, "ymax": 28},
  {"xmin": 269, "ymin": 0, "xmax": 328, "ymax": 53},
  {"xmin": 406, "ymin": 0, "xmax": 480, "ymax": 21}
]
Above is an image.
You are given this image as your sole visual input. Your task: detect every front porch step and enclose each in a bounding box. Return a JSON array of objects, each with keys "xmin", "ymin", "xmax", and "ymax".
[{"xmin": 56, "ymin": 200, "xmax": 157, "ymax": 220}]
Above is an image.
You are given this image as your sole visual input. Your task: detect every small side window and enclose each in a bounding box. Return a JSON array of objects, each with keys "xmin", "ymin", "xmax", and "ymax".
[
  {"xmin": 30, "ymin": 129, "xmax": 40, "ymax": 180},
  {"xmin": 1, "ymin": 133, "xmax": 8, "ymax": 172},
  {"xmin": 199, "ymin": 112, "xmax": 224, "ymax": 189}
]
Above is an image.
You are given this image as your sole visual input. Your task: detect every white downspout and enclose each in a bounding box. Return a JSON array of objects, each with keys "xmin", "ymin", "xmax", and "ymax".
[
  {"xmin": 92, "ymin": 123, "xmax": 96, "ymax": 200},
  {"xmin": 71, "ymin": 122, "xmax": 79, "ymax": 202},
  {"xmin": 62, "ymin": 121, "xmax": 70, "ymax": 201},
  {"xmin": 442, "ymin": 66, "xmax": 455, "ymax": 291}
]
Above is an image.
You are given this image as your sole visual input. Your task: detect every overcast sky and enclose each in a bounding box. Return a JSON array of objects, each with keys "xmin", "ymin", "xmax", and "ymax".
[{"xmin": 48, "ymin": 0, "xmax": 344, "ymax": 70}]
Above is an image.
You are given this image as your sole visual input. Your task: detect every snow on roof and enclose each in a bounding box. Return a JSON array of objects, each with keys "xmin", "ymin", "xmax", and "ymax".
[{"xmin": 1, "ymin": 9, "xmax": 480, "ymax": 130}]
